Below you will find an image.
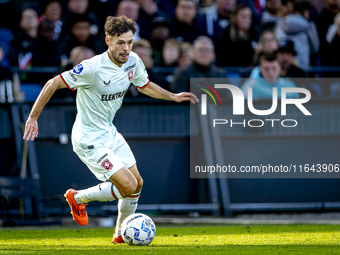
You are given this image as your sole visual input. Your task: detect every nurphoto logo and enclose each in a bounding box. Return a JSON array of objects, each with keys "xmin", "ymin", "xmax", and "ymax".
[{"xmin": 199, "ymin": 84, "xmax": 312, "ymax": 128}]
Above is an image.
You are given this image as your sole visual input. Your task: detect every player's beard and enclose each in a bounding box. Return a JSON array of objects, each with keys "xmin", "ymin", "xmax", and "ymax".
[{"xmin": 110, "ymin": 50, "xmax": 129, "ymax": 65}]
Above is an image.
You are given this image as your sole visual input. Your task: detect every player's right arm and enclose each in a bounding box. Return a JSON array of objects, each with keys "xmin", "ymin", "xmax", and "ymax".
[{"xmin": 23, "ymin": 75, "xmax": 67, "ymax": 141}]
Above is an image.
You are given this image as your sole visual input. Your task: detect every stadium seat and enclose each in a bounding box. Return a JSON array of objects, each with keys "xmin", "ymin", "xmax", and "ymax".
[
  {"xmin": 226, "ymin": 72, "xmax": 242, "ymax": 87},
  {"xmin": 0, "ymin": 28, "xmax": 13, "ymax": 46},
  {"xmin": 0, "ymin": 28, "xmax": 13, "ymax": 69},
  {"xmin": 0, "ymin": 176, "xmax": 63, "ymax": 226},
  {"xmin": 20, "ymin": 83, "xmax": 43, "ymax": 102}
]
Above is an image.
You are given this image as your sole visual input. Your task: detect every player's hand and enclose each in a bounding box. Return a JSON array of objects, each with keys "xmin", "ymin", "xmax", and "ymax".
[
  {"xmin": 174, "ymin": 92, "xmax": 199, "ymax": 104},
  {"xmin": 23, "ymin": 117, "xmax": 38, "ymax": 141}
]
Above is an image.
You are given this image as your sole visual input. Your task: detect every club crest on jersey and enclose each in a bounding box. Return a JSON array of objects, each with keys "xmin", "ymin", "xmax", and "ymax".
[
  {"xmin": 101, "ymin": 158, "xmax": 113, "ymax": 170},
  {"xmin": 73, "ymin": 64, "xmax": 83, "ymax": 74},
  {"xmin": 128, "ymin": 70, "xmax": 133, "ymax": 81}
]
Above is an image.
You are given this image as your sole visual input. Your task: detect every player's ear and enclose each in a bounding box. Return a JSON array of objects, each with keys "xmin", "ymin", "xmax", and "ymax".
[{"xmin": 105, "ymin": 36, "xmax": 110, "ymax": 46}]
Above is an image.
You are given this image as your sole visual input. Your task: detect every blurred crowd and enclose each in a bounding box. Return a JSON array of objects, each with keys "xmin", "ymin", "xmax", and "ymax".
[{"xmin": 0, "ymin": 0, "xmax": 340, "ymax": 102}]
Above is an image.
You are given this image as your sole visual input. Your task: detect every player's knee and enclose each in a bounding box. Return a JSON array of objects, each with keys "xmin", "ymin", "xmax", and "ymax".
[
  {"xmin": 121, "ymin": 178, "xmax": 138, "ymax": 197},
  {"xmin": 137, "ymin": 176, "xmax": 143, "ymax": 190}
]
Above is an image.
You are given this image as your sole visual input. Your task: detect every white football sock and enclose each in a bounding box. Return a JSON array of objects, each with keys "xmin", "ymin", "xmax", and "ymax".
[
  {"xmin": 114, "ymin": 192, "xmax": 140, "ymax": 237},
  {"xmin": 74, "ymin": 182, "xmax": 123, "ymax": 204}
]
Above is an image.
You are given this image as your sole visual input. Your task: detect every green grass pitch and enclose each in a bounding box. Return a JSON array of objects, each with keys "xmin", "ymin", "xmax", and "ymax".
[{"xmin": 1, "ymin": 225, "xmax": 340, "ymax": 254}]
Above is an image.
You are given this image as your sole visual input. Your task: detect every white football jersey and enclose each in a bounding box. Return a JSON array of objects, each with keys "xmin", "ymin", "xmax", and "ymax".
[{"xmin": 60, "ymin": 51, "xmax": 149, "ymax": 149}]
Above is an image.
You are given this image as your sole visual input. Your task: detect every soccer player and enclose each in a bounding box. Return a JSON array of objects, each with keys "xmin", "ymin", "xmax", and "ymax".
[{"xmin": 23, "ymin": 15, "xmax": 198, "ymax": 243}]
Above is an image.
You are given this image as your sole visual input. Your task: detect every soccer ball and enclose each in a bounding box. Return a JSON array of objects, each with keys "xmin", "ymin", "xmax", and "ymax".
[{"xmin": 121, "ymin": 213, "xmax": 156, "ymax": 246}]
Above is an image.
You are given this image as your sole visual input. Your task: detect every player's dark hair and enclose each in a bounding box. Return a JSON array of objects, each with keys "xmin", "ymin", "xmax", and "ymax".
[
  {"xmin": 259, "ymin": 53, "xmax": 278, "ymax": 65},
  {"xmin": 104, "ymin": 15, "xmax": 137, "ymax": 38}
]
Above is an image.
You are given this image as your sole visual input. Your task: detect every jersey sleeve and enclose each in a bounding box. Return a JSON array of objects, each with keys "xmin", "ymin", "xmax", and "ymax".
[
  {"xmin": 131, "ymin": 57, "xmax": 149, "ymax": 88},
  {"xmin": 59, "ymin": 61, "xmax": 93, "ymax": 91}
]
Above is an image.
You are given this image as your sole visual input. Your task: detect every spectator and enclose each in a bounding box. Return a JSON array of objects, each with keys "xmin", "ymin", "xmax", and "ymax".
[
  {"xmin": 20, "ymin": 19, "xmax": 62, "ymax": 84},
  {"xmin": 155, "ymin": 38, "xmax": 180, "ymax": 68},
  {"xmin": 116, "ymin": 0, "xmax": 141, "ymax": 42},
  {"xmin": 171, "ymin": 36, "xmax": 226, "ymax": 93},
  {"xmin": 307, "ymin": 1, "xmax": 321, "ymax": 27},
  {"xmin": 276, "ymin": 40, "xmax": 323, "ymax": 96},
  {"xmin": 202, "ymin": 0, "xmax": 236, "ymax": 41},
  {"xmin": 250, "ymin": 40, "xmax": 306, "ymax": 78},
  {"xmin": 325, "ymin": 13, "xmax": 340, "ymax": 46},
  {"xmin": 261, "ymin": 0, "xmax": 282, "ymax": 31},
  {"xmin": 150, "ymin": 16, "xmax": 171, "ymax": 62},
  {"xmin": 62, "ymin": 0, "xmax": 101, "ymax": 39},
  {"xmin": 275, "ymin": 1, "xmax": 320, "ymax": 70},
  {"xmin": 74, "ymin": 46, "xmax": 94, "ymax": 65},
  {"xmin": 67, "ymin": 0, "xmax": 89, "ymax": 15},
  {"xmin": 33, "ymin": 19, "xmax": 61, "ymax": 67},
  {"xmin": 317, "ymin": 0, "xmax": 340, "ymax": 50},
  {"xmin": 126, "ymin": 39, "xmax": 162, "ymax": 97},
  {"xmin": 157, "ymin": 0, "xmax": 178, "ymax": 20},
  {"xmin": 199, "ymin": 0, "xmax": 216, "ymax": 15},
  {"xmin": 170, "ymin": 0, "xmax": 205, "ymax": 44},
  {"xmin": 135, "ymin": 0, "xmax": 166, "ymax": 40},
  {"xmin": 133, "ymin": 40, "xmax": 154, "ymax": 71},
  {"xmin": 277, "ymin": 40, "xmax": 306, "ymax": 78},
  {"xmin": 281, "ymin": 0, "xmax": 295, "ymax": 16},
  {"xmin": 241, "ymin": 53, "xmax": 298, "ymax": 99},
  {"xmin": 68, "ymin": 46, "xmax": 94, "ymax": 69},
  {"xmin": 216, "ymin": 4, "xmax": 258, "ymax": 67},
  {"xmin": 155, "ymin": 38, "xmax": 181, "ymax": 90},
  {"xmin": 178, "ymin": 42, "xmax": 193, "ymax": 68},
  {"xmin": 9, "ymin": 8, "xmax": 40, "ymax": 69},
  {"xmin": 309, "ymin": 0, "xmax": 326, "ymax": 13},
  {"xmin": 88, "ymin": 0, "xmax": 118, "ymax": 26},
  {"xmin": 59, "ymin": 14, "xmax": 104, "ymax": 58},
  {"xmin": 0, "ymin": 43, "xmax": 24, "ymax": 103},
  {"xmin": 318, "ymin": 12, "xmax": 340, "ymax": 96},
  {"xmin": 324, "ymin": 15, "xmax": 340, "ymax": 67},
  {"xmin": 54, "ymin": 46, "xmax": 94, "ymax": 99},
  {"xmin": 253, "ymin": 29, "xmax": 279, "ymax": 66},
  {"xmin": 41, "ymin": 1, "xmax": 62, "ymax": 22},
  {"xmin": 238, "ymin": 0, "xmax": 264, "ymax": 25},
  {"xmin": 40, "ymin": 1, "xmax": 63, "ymax": 42}
]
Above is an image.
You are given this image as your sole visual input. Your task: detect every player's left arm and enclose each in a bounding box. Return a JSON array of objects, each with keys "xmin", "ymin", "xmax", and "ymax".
[{"xmin": 137, "ymin": 82, "xmax": 199, "ymax": 104}]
